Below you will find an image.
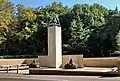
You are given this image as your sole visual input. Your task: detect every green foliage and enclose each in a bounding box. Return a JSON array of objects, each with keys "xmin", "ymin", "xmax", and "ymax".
[
  {"xmin": 69, "ymin": 19, "xmax": 90, "ymax": 48},
  {"xmin": 0, "ymin": 1, "xmax": 120, "ymax": 57}
]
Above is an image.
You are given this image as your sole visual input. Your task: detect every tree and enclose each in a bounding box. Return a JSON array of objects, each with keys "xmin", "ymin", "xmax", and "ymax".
[
  {"xmin": 0, "ymin": 0, "xmax": 13, "ymax": 27},
  {"xmin": 66, "ymin": 4, "xmax": 108, "ymax": 56},
  {"xmin": 116, "ymin": 30, "xmax": 120, "ymax": 51},
  {"xmin": 1, "ymin": 1, "xmax": 120, "ymax": 57},
  {"xmin": 69, "ymin": 19, "xmax": 90, "ymax": 50},
  {"xmin": 0, "ymin": 0, "xmax": 15, "ymax": 56}
]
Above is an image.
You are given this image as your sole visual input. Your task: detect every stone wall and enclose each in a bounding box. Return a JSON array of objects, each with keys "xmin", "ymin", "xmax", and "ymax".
[
  {"xmin": 0, "ymin": 58, "xmax": 37, "ymax": 66},
  {"xmin": 38, "ymin": 56, "xmax": 120, "ymax": 67},
  {"xmin": 83, "ymin": 58, "xmax": 120, "ymax": 67},
  {"xmin": 0, "ymin": 57, "xmax": 120, "ymax": 67}
]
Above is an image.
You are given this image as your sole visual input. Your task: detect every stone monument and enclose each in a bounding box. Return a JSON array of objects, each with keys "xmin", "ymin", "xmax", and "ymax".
[{"xmin": 38, "ymin": 13, "xmax": 62, "ymax": 68}]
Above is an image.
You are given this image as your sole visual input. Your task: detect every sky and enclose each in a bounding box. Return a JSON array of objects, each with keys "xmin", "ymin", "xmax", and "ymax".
[{"xmin": 8, "ymin": 0, "xmax": 120, "ymax": 10}]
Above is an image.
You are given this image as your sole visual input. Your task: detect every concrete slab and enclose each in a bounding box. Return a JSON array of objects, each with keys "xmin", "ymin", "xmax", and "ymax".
[
  {"xmin": 0, "ymin": 74, "xmax": 120, "ymax": 81},
  {"xmin": 29, "ymin": 67, "xmax": 118, "ymax": 75}
]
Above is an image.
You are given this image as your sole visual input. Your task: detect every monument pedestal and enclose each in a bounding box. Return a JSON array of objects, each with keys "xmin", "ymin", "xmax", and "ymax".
[
  {"xmin": 48, "ymin": 26, "xmax": 62, "ymax": 68},
  {"xmin": 38, "ymin": 26, "xmax": 62, "ymax": 68}
]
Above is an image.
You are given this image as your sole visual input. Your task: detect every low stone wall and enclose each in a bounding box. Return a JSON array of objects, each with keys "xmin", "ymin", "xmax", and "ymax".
[
  {"xmin": 0, "ymin": 58, "xmax": 37, "ymax": 67},
  {"xmin": 38, "ymin": 56, "xmax": 50, "ymax": 67},
  {"xmin": 0, "ymin": 59, "xmax": 25, "ymax": 66},
  {"xmin": 38, "ymin": 55, "xmax": 120, "ymax": 67},
  {"xmin": 83, "ymin": 58, "xmax": 120, "ymax": 67},
  {"xmin": 0, "ymin": 57, "xmax": 120, "ymax": 68}
]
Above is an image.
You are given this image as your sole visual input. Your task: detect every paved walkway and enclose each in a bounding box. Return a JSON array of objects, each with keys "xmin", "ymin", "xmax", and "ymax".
[
  {"xmin": 0, "ymin": 67, "xmax": 119, "ymax": 81},
  {"xmin": 29, "ymin": 67, "xmax": 118, "ymax": 75},
  {"xmin": 34, "ymin": 67, "xmax": 118, "ymax": 72},
  {"xmin": 0, "ymin": 72, "xmax": 119, "ymax": 81},
  {"xmin": 0, "ymin": 67, "xmax": 118, "ymax": 74}
]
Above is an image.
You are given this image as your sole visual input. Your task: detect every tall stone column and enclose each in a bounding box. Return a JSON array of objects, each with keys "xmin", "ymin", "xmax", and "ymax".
[{"xmin": 47, "ymin": 15, "xmax": 62, "ymax": 68}]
